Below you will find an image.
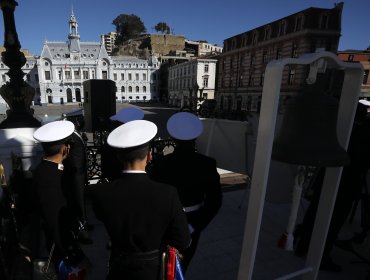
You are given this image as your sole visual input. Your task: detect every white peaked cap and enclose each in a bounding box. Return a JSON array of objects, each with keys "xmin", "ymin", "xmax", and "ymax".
[
  {"xmin": 359, "ymin": 99, "xmax": 370, "ymax": 106},
  {"xmin": 110, "ymin": 107, "xmax": 144, "ymax": 123},
  {"xmin": 107, "ymin": 120, "xmax": 157, "ymax": 149},
  {"xmin": 33, "ymin": 120, "xmax": 75, "ymax": 143},
  {"xmin": 167, "ymin": 112, "xmax": 203, "ymax": 140}
]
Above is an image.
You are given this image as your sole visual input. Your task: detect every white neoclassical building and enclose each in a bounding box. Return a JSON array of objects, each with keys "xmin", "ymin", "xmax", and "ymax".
[
  {"xmin": 0, "ymin": 11, "xmax": 160, "ymax": 105},
  {"xmin": 168, "ymin": 58, "xmax": 217, "ymax": 107}
]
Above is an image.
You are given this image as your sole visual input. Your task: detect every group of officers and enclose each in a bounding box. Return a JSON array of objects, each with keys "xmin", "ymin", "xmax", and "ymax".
[{"xmin": 31, "ymin": 107, "xmax": 222, "ymax": 280}]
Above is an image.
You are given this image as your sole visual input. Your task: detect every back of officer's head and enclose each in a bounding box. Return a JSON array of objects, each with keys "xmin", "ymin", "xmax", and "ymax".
[
  {"xmin": 107, "ymin": 120, "xmax": 157, "ymax": 165},
  {"xmin": 33, "ymin": 120, "xmax": 75, "ymax": 157},
  {"xmin": 166, "ymin": 112, "xmax": 203, "ymax": 149}
]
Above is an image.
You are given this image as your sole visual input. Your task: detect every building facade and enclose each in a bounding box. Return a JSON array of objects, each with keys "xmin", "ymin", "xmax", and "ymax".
[
  {"xmin": 217, "ymin": 3, "xmax": 343, "ymax": 115},
  {"xmin": 168, "ymin": 58, "xmax": 217, "ymax": 107},
  {"xmin": 185, "ymin": 40, "xmax": 223, "ymax": 57},
  {"xmin": 337, "ymin": 47, "xmax": 370, "ymax": 97},
  {"xmin": 0, "ymin": 12, "xmax": 160, "ymax": 105},
  {"xmin": 101, "ymin": 32, "xmax": 117, "ymax": 55}
]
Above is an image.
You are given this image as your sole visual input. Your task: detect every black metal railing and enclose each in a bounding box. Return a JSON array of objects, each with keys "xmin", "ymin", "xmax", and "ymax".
[{"xmin": 85, "ymin": 134, "xmax": 176, "ymax": 183}]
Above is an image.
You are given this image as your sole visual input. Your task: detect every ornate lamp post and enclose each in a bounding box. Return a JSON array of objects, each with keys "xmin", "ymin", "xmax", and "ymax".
[{"xmin": 0, "ymin": 0, "xmax": 40, "ymax": 128}]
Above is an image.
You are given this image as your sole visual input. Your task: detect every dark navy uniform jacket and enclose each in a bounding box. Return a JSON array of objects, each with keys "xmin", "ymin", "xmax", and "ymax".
[
  {"xmin": 149, "ymin": 146, "xmax": 222, "ymax": 231},
  {"xmin": 90, "ymin": 172, "xmax": 191, "ymax": 280},
  {"xmin": 33, "ymin": 160, "xmax": 77, "ymax": 259}
]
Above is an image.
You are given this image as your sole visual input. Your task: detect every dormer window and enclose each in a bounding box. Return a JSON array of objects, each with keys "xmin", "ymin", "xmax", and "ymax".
[
  {"xmin": 252, "ymin": 31, "xmax": 258, "ymax": 45},
  {"xmin": 264, "ymin": 26, "xmax": 271, "ymax": 41},
  {"xmin": 232, "ymin": 39, "xmax": 237, "ymax": 50},
  {"xmin": 242, "ymin": 35, "xmax": 248, "ymax": 47},
  {"xmin": 295, "ymin": 15, "xmax": 304, "ymax": 32},
  {"xmin": 278, "ymin": 20, "xmax": 287, "ymax": 36},
  {"xmin": 320, "ymin": 13, "xmax": 329, "ymax": 29}
]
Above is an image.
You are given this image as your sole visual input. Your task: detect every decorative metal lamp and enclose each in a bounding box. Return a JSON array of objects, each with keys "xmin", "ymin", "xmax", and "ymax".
[{"xmin": 0, "ymin": 0, "xmax": 40, "ymax": 128}]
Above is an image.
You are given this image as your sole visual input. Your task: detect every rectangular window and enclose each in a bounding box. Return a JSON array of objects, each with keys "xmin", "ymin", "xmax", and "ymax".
[
  {"xmin": 248, "ymin": 73, "xmax": 254, "ymax": 86},
  {"xmin": 128, "ymin": 73, "xmax": 132, "ymax": 80},
  {"xmin": 363, "ymin": 70, "xmax": 369, "ymax": 84},
  {"xmin": 58, "ymin": 70, "xmax": 62, "ymax": 80},
  {"xmin": 45, "ymin": 71, "xmax": 51, "ymax": 80},
  {"xmin": 203, "ymin": 77, "xmax": 209, "ymax": 87},
  {"xmin": 102, "ymin": 71, "xmax": 108, "ymax": 79},
  {"xmin": 113, "ymin": 73, "xmax": 117, "ymax": 80},
  {"xmin": 74, "ymin": 70, "xmax": 80, "ymax": 79},
  {"xmin": 262, "ymin": 51, "xmax": 268, "ymax": 64},
  {"xmin": 121, "ymin": 73, "xmax": 125, "ymax": 80},
  {"xmin": 291, "ymin": 43, "xmax": 298, "ymax": 58},
  {"xmin": 239, "ymin": 75, "xmax": 243, "ymax": 87},
  {"xmin": 250, "ymin": 55, "xmax": 255, "ymax": 65},
  {"xmin": 276, "ymin": 48, "xmax": 282, "ymax": 59},
  {"xmin": 288, "ymin": 68, "xmax": 295, "ymax": 85},
  {"xmin": 83, "ymin": 70, "xmax": 89, "ymax": 79},
  {"xmin": 204, "ymin": 64, "xmax": 209, "ymax": 73},
  {"xmin": 135, "ymin": 73, "xmax": 139, "ymax": 81},
  {"xmin": 65, "ymin": 71, "xmax": 71, "ymax": 79},
  {"xmin": 260, "ymin": 73, "xmax": 265, "ymax": 86},
  {"xmin": 143, "ymin": 73, "xmax": 146, "ymax": 81}
]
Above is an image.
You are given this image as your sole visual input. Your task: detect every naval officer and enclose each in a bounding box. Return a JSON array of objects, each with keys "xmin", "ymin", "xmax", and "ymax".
[
  {"xmin": 148, "ymin": 112, "xmax": 223, "ymax": 272},
  {"xmin": 101, "ymin": 106, "xmax": 145, "ymax": 182},
  {"xmin": 32, "ymin": 120, "xmax": 85, "ymax": 271},
  {"xmin": 90, "ymin": 119, "xmax": 190, "ymax": 280}
]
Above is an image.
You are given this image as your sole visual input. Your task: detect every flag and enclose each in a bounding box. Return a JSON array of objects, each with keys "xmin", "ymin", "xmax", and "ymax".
[
  {"xmin": 58, "ymin": 258, "xmax": 90, "ymax": 280},
  {"xmin": 166, "ymin": 247, "xmax": 185, "ymax": 280}
]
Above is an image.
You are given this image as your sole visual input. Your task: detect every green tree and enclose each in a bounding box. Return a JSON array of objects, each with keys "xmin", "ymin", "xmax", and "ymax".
[
  {"xmin": 154, "ymin": 22, "xmax": 170, "ymax": 34},
  {"xmin": 113, "ymin": 14, "xmax": 147, "ymax": 45}
]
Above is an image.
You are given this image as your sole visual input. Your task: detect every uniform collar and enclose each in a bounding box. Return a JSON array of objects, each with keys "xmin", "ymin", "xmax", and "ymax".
[
  {"xmin": 122, "ymin": 170, "xmax": 146, "ymax": 174},
  {"xmin": 43, "ymin": 159, "xmax": 64, "ymax": 170}
]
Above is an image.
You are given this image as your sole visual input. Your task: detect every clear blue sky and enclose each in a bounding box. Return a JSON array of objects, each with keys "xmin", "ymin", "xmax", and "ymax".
[{"xmin": 1, "ymin": 0, "xmax": 369, "ymax": 55}]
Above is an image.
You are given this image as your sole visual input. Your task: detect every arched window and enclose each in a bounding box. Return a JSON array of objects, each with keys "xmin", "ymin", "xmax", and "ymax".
[
  {"xmin": 136, "ymin": 86, "xmax": 139, "ymax": 93},
  {"xmin": 66, "ymin": 88, "xmax": 72, "ymax": 102},
  {"xmin": 143, "ymin": 86, "xmax": 146, "ymax": 93},
  {"xmin": 121, "ymin": 86, "xmax": 125, "ymax": 92},
  {"xmin": 75, "ymin": 88, "xmax": 81, "ymax": 102},
  {"xmin": 129, "ymin": 86, "xmax": 132, "ymax": 93}
]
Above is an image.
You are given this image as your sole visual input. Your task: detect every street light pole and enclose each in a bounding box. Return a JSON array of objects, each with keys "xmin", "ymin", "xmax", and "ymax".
[{"xmin": 0, "ymin": 0, "xmax": 40, "ymax": 128}]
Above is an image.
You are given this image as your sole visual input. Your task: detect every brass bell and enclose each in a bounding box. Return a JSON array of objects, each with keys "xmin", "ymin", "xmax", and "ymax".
[{"xmin": 272, "ymin": 83, "xmax": 349, "ymax": 167}]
